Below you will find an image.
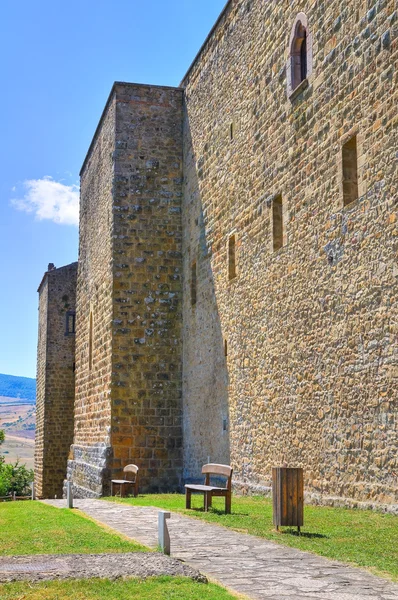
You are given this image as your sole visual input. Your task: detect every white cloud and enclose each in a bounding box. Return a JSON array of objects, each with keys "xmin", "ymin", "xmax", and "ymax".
[{"xmin": 11, "ymin": 176, "xmax": 79, "ymax": 226}]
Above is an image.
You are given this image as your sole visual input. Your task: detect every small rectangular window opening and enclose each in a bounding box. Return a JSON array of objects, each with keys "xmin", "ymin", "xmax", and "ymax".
[
  {"xmin": 228, "ymin": 235, "xmax": 237, "ymax": 280},
  {"xmin": 224, "ymin": 339, "xmax": 228, "ymax": 357},
  {"xmin": 342, "ymin": 135, "xmax": 359, "ymax": 206},
  {"xmin": 230, "ymin": 122, "xmax": 234, "ymax": 141},
  {"xmin": 273, "ymin": 195, "xmax": 284, "ymax": 252},
  {"xmin": 89, "ymin": 312, "xmax": 93, "ymax": 370},
  {"xmin": 191, "ymin": 262, "xmax": 197, "ymax": 306},
  {"xmin": 65, "ymin": 311, "xmax": 76, "ymax": 335}
]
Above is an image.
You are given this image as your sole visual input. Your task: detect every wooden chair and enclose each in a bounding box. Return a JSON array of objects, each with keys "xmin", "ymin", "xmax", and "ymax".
[
  {"xmin": 185, "ymin": 463, "xmax": 233, "ymax": 514},
  {"xmin": 111, "ymin": 464, "xmax": 139, "ymax": 498}
]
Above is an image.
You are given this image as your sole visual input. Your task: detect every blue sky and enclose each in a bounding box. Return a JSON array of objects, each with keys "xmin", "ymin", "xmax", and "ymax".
[{"xmin": 0, "ymin": 0, "xmax": 226, "ymax": 379}]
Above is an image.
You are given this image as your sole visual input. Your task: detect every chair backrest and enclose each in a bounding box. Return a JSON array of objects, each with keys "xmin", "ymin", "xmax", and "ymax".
[
  {"xmin": 202, "ymin": 463, "xmax": 233, "ymax": 490},
  {"xmin": 123, "ymin": 464, "xmax": 139, "ymax": 480}
]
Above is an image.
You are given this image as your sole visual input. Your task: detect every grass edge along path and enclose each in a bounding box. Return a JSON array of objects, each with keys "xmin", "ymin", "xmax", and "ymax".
[
  {"xmin": 104, "ymin": 494, "xmax": 398, "ymax": 582},
  {"xmin": 0, "ymin": 501, "xmax": 147, "ymax": 556},
  {"xmin": 0, "ymin": 576, "xmax": 242, "ymax": 600}
]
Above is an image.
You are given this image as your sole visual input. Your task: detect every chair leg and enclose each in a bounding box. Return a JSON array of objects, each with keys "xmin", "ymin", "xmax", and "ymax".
[
  {"xmin": 134, "ymin": 480, "xmax": 138, "ymax": 498},
  {"xmin": 185, "ymin": 489, "xmax": 192, "ymax": 509}
]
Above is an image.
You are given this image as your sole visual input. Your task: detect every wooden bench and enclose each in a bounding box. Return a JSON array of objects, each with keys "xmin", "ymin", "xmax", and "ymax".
[
  {"xmin": 185, "ymin": 463, "xmax": 233, "ymax": 514},
  {"xmin": 111, "ymin": 464, "xmax": 139, "ymax": 498}
]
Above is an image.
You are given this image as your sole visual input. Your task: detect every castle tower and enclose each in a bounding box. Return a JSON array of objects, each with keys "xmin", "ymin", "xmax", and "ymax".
[
  {"xmin": 66, "ymin": 83, "xmax": 184, "ymax": 497},
  {"xmin": 35, "ymin": 262, "xmax": 77, "ymax": 498}
]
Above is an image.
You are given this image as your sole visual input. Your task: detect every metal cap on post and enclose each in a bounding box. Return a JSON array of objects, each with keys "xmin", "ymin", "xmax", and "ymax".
[
  {"xmin": 158, "ymin": 511, "xmax": 171, "ymax": 555},
  {"xmin": 67, "ymin": 481, "xmax": 73, "ymax": 509}
]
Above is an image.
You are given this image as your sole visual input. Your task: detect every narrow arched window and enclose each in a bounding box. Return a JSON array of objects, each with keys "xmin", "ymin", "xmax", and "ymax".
[{"xmin": 287, "ymin": 13, "xmax": 312, "ymax": 98}]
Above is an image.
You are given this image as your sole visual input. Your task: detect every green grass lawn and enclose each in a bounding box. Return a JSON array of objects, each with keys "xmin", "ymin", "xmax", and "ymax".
[
  {"xmin": 105, "ymin": 494, "xmax": 398, "ymax": 581},
  {"xmin": 0, "ymin": 501, "xmax": 146, "ymax": 555},
  {"xmin": 0, "ymin": 577, "xmax": 238, "ymax": 600}
]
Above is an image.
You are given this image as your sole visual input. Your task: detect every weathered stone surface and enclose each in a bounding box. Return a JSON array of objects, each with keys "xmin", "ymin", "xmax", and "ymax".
[
  {"xmin": 35, "ymin": 263, "xmax": 77, "ymax": 498},
  {"xmin": 0, "ymin": 552, "xmax": 207, "ymax": 584},
  {"xmin": 66, "ymin": 83, "xmax": 184, "ymax": 496},
  {"xmin": 181, "ymin": 0, "xmax": 398, "ymax": 505},
  {"xmin": 37, "ymin": 0, "xmax": 398, "ymax": 509}
]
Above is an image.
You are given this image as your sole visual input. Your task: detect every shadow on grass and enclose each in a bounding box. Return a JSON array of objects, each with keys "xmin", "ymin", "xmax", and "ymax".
[
  {"xmin": 189, "ymin": 507, "xmax": 250, "ymax": 517},
  {"xmin": 282, "ymin": 529, "xmax": 329, "ymax": 539}
]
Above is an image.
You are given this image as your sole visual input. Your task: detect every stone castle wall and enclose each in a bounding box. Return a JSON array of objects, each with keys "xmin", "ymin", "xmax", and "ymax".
[
  {"xmin": 181, "ymin": 0, "xmax": 398, "ymax": 504},
  {"xmin": 67, "ymin": 83, "xmax": 184, "ymax": 496},
  {"xmin": 37, "ymin": 0, "xmax": 397, "ymax": 508},
  {"xmin": 110, "ymin": 83, "xmax": 184, "ymax": 492},
  {"xmin": 66, "ymin": 93, "xmax": 116, "ymax": 497},
  {"xmin": 35, "ymin": 263, "xmax": 77, "ymax": 498}
]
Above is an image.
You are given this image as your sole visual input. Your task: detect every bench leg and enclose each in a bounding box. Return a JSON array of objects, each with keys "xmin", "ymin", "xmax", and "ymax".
[
  {"xmin": 225, "ymin": 492, "xmax": 231, "ymax": 515},
  {"xmin": 186, "ymin": 489, "xmax": 192, "ymax": 509},
  {"xmin": 111, "ymin": 481, "xmax": 113, "ymax": 497},
  {"xmin": 121, "ymin": 483, "xmax": 125, "ymax": 498},
  {"xmin": 204, "ymin": 491, "xmax": 212, "ymax": 512}
]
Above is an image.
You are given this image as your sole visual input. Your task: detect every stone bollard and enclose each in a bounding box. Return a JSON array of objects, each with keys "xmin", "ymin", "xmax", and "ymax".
[
  {"xmin": 31, "ymin": 481, "xmax": 36, "ymax": 501},
  {"xmin": 158, "ymin": 511, "xmax": 171, "ymax": 555},
  {"xmin": 67, "ymin": 481, "xmax": 74, "ymax": 509}
]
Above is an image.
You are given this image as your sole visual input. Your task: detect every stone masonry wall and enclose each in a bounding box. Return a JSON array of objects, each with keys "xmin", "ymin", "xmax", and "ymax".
[
  {"xmin": 66, "ymin": 93, "xmax": 116, "ymax": 497},
  {"xmin": 68, "ymin": 83, "xmax": 184, "ymax": 496},
  {"xmin": 35, "ymin": 263, "xmax": 77, "ymax": 498},
  {"xmin": 110, "ymin": 83, "xmax": 184, "ymax": 492},
  {"xmin": 35, "ymin": 274, "xmax": 48, "ymax": 497},
  {"xmin": 181, "ymin": 0, "xmax": 398, "ymax": 505}
]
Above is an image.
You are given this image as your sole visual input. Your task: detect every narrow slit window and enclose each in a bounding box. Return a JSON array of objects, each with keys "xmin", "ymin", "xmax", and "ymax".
[
  {"xmin": 273, "ymin": 195, "xmax": 284, "ymax": 252},
  {"xmin": 89, "ymin": 312, "xmax": 93, "ymax": 370},
  {"xmin": 65, "ymin": 311, "xmax": 76, "ymax": 335},
  {"xmin": 228, "ymin": 235, "xmax": 237, "ymax": 280},
  {"xmin": 230, "ymin": 122, "xmax": 234, "ymax": 141},
  {"xmin": 342, "ymin": 135, "xmax": 359, "ymax": 206},
  {"xmin": 224, "ymin": 339, "xmax": 228, "ymax": 357},
  {"xmin": 191, "ymin": 262, "xmax": 197, "ymax": 306}
]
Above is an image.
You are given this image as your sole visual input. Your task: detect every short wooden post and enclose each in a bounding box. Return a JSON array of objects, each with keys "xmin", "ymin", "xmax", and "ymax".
[
  {"xmin": 272, "ymin": 467, "xmax": 303, "ymax": 532},
  {"xmin": 67, "ymin": 481, "xmax": 74, "ymax": 509},
  {"xmin": 158, "ymin": 511, "xmax": 171, "ymax": 555},
  {"xmin": 12, "ymin": 492, "xmax": 16, "ymax": 501}
]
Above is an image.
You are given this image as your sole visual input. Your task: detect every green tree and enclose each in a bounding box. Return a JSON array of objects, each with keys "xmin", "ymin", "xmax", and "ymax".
[{"xmin": 0, "ymin": 431, "xmax": 34, "ymax": 496}]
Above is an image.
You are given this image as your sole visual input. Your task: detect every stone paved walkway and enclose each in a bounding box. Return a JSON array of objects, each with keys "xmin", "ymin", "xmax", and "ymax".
[{"xmin": 43, "ymin": 499, "xmax": 398, "ymax": 600}]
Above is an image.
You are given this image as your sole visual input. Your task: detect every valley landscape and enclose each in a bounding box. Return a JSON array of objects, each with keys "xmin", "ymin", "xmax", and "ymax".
[{"xmin": 0, "ymin": 374, "xmax": 36, "ymax": 470}]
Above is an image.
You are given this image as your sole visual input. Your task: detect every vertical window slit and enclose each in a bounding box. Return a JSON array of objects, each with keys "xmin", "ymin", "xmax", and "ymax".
[
  {"xmin": 89, "ymin": 312, "xmax": 93, "ymax": 370},
  {"xmin": 191, "ymin": 262, "xmax": 197, "ymax": 306},
  {"xmin": 273, "ymin": 195, "xmax": 284, "ymax": 252},
  {"xmin": 228, "ymin": 235, "xmax": 237, "ymax": 280},
  {"xmin": 342, "ymin": 135, "xmax": 359, "ymax": 206}
]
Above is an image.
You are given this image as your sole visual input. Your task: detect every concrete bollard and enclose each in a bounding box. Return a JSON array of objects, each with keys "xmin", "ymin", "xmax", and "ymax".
[
  {"xmin": 67, "ymin": 481, "xmax": 73, "ymax": 509},
  {"xmin": 158, "ymin": 511, "xmax": 171, "ymax": 555},
  {"xmin": 31, "ymin": 481, "xmax": 36, "ymax": 501}
]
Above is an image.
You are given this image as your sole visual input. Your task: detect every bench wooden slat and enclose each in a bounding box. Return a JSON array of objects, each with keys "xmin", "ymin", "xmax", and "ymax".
[
  {"xmin": 202, "ymin": 464, "xmax": 232, "ymax": 478},
  {"xmin": 185, "ymin": 484, "xmax": 227, "ymax": 492}
]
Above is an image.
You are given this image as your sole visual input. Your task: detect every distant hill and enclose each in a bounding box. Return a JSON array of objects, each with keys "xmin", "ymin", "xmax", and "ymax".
[{"xmin": 0, "ymin": 374, "xmax": 36, "ymax": 403}]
